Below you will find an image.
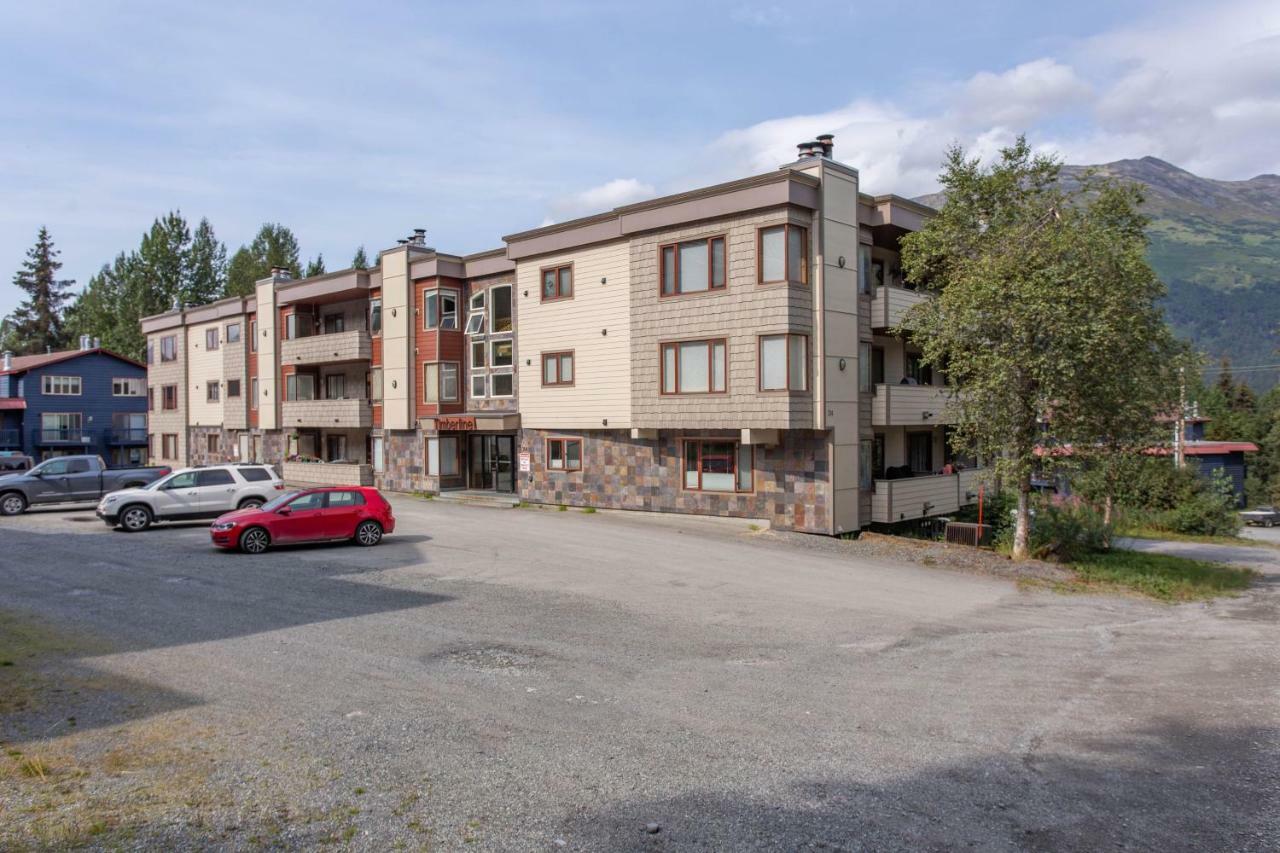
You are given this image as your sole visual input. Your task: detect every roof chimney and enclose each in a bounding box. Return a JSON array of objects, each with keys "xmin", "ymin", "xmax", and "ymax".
[
  {"xmin": 2, "ymin": 351, "xmax": 11, "ymax": 371},
  {"xmin": 816, "ymin": 133, "xmax": 834, "ymax": 158},
  {"xmin": 93, "ymin": 337, "xmax": 101, "ymax": 349},
  {"xmin": 46, "ymin": 345, "xmax": 52, "ymax": 354},
  {"xmin": 79, "ymin": 334, "xmax": 91, "ymax": 351}
]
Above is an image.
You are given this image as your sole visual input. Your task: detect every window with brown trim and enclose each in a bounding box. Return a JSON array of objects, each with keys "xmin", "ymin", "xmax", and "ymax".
[
  {"xmin": 759, "ymin": 223, "xmax": 808, "ymax": 285},
  {"xmin": 540, "ymin": 265, "xmax": 572, "ymax": 301},
  {"xmin": 546, "ymin": 438, "xmax": 582, "ymax": 472},
  {"xmin": 160, "ymin": 335, "xmax": 177, "ymax": 362},
  {"xmin": 660, "ymin": 339, "xmax": 727, "ymax": 394},
  {"xmin": 205, "ymin": 328, "xmax": 220, "ymax": 350},
  {"xmin": 682, "ymin": 439, "xmax": 753, "ymax": 492},
  {"xmin": 162, "ymin": 433, "xmax": 178, "ymax": 459},
  {"xmin": 758, "ymin": 334, "xmax": 808, "ymax": 392},
  {"xmin": 541, "ymin": 351, "xmax": 574, "ymax": 386},
  {"xmin": 422, "ymin": 362, "xmax": 460, "ymax": 403},
  {"xmin": 162, "ymin": 384, "xmax": 178, "ymax": 410},
  {"xmin": 660, "ymin": 236, "xmax": 725, "ymax": 296}
]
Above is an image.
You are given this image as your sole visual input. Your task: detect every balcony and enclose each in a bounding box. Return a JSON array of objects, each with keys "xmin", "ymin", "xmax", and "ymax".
[
  {"xmin": 32, "ymin": 428, "xmax": 91, "ymax": 446},
  {"xmin": 280, "ymin": 329, "xmax": 371, "ymax": 366},
  {"xmin": 282, "ymin": 460, "xmax": 374, "ymax": 487},
  {"xmin": 281, "ymin": 398, "xmax": 373, "ymax": 429},
  {"xmin": 0, "ymin": 428, "xmax": 19, "ymax": 447},
  {"xmin": 871, "ymin": 468, "xmax": 986, "ymax": 524},
  {"xmin": 871, "ymin": 383, "xmax": 955, "ymax": 426},
  {"xmin": 871, "ymin": 285, "xmax": 928, "ymax": 331}
]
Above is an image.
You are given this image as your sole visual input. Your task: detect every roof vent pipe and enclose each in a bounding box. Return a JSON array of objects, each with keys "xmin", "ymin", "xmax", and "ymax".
[
  {"xmin": 80, "ymin": 334, "xmax": 91, "ymax": 350},
  {"xmin": 816, "ymin": 133, "xmax": 834, "ymax": 158},
  {"xmin": 2, "ymin": 351, "xmax": 11, "ymax": 371},
  {"xmin": 93, "ymin": 337, "xmax": 101, "ymax": 349}
]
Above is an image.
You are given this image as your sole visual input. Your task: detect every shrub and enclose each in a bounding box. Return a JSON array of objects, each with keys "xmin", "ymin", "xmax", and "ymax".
[
  {"xmin": 1142, "ymin": 470, "xmax": 1242, "ymax": 536},
  {"xmin": 1024, "ymin": 502, "xmax": 1109, "ymax": 562}
]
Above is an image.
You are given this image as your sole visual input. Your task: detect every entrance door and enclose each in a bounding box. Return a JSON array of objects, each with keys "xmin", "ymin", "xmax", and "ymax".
[
  {"xmin": 238, "ymin": 433, "xmax": 250, "ymax": 462},
  {"xmin": 467, "ymin": 435, "xmax": 516, "ymax": 493},
  {"xmin": 493, "ymin": 435, "xmax": 515, "ymax": 493}
]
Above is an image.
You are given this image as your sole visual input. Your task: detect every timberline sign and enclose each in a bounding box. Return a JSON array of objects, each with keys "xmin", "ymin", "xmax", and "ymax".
[{"xmin": 436, "ymin": 416, "xmax": 476, "ymax": 431}]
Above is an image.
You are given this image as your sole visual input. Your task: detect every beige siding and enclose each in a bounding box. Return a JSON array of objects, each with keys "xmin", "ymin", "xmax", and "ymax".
[
  {"xmin": 517, "ymin": 240, "xmax": 632, "ymax": 429},
  {"xmin": 255, "ymin": 278, "xmax": 280, "ymax": 429},
  {"xmin": 147, "ymin": 328, "xmax": 188, "ymax": 465},
  {"xmin": 381, "ymin": 249, "xmax": 412, "ymax": 429},
  {"xmin": 187, "ymin": 320, "xmax": 225, "ymax": 427},
  {"xmin": 629, "ymin": 209, "xmax": 815, "ymax": 430}
]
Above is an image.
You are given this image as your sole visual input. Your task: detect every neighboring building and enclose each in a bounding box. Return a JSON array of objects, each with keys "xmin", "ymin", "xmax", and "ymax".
[
  {"xmin": 140, "ymin": 137, "xmax": 982, "ymax": 533},
  {"xmin": 1177, "ymin": 416, "xmax": 1257, "ymax": 508},
  {"xmin": 0, "ymin": 338, "xmax": 148, "ymax": 464}
]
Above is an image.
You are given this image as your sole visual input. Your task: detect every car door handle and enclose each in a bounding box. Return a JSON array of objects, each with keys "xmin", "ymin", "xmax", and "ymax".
[{"xmin": 186, "ymin": 491, "xmax": 198, "ymax": 496}]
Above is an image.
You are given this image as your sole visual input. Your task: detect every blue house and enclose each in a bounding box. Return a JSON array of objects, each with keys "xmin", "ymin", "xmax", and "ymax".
[
  {"xmin": 0, "ymin": 338, "xmax": 148, "ymax": 465},
  {"xmin": 1178, "ymin": 417, "xmax": 1256, "ymax": 508}
]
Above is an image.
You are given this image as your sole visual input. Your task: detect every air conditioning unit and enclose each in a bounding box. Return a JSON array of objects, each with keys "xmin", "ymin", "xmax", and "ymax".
[{"xmin": 945, "ymin": 521, "xmax": 992, "ymax": 547}]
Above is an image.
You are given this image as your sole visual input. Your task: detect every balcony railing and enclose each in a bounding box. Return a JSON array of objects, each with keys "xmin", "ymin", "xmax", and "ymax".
[
  {"xmin": 281, "ymin": 398, "xmax": 373, "ymax": 429},
  {"xmin": 0, "ymin": 428, "xmax": 20, "ymax": 447},
  {"xmin": 108, "ymin": 428, "xmax": 149, "ymax": 444},
  {"xmin": 33, "ymin": 428, "xmax": 89, "ymax": 445},
  {"xmin": 871, "ymin": 383, "xmax": 955, "ymax": 427},
  {"xmin": 280, "ymin": 329, "xmax": 372, "ymax": 366},
  {"xmin": 282, "ymin": 460, "xmax": 374, "ymax": 487},
  {"xmin": 871, "ymin": 285, "xmax": 928, "ymax": 330},
  {"xmin": 871, "ymin": 468, "xmax": 986, "ymax": 524}
]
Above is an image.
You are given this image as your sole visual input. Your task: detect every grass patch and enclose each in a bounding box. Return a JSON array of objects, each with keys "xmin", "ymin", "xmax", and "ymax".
[
  {"xmin": 580, "ymin": 506, "xmax": 596, "ymax": 514},
  {"xmin": 1116, "ymin": 524, "xmax": 1280, "ymax": 549},
  {"xmin": 1067, "ymin": 550, "xmax": 1256, "ymax": 601},
  {"xmin": 557, "ymin": 505, "xmax": 568, "ymax": 512}
]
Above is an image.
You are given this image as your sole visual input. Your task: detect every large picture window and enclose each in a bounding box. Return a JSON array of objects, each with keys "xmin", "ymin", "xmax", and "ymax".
[
  {"xmin": 541, "ymin": 265, "xmax": 573, "ymax": 301},
  {"xmin": 546, "ymin": 437, "xmax": 582, "ymax": 472},
  {"xmin": 490, "ymin": 285, "xmax": 513, "ymax": 332},
  {"xmin": 660, "ymin": 339, "xmax": 726, "ymax": 394},
  {"xmin": 759, "ymin": 224, "xmax": 808, "ymax": 285},
  {"xmin": 759, "ymin": 334, "xmax": 807, "ymax": 392},
  {"xmin": 660, "ymin": 236, "xmax": 725, "ymax": 296},
  {"xmin": 682, "ymin": 439, "xmax": 753, "ymax": 492},
  {"xmin": 424, "ymin": 290, "xmax": 458, "ymax": 330}
]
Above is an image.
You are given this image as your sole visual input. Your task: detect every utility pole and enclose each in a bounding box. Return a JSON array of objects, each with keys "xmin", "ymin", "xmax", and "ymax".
[{"xmin": 1174, "ymin": 366, "xmax": 1186, "ymax": 470}]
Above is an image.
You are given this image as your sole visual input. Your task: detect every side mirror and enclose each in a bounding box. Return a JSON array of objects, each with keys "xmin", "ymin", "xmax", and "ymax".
[{"xmin": 276, "ymin": 506, "xmax": 292, "ymax": 516}]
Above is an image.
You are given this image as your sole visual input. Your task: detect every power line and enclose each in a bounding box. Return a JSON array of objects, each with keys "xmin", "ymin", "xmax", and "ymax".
[{"xmin": 1200, "ymin": 363, "xmax": 1280, "ymax": 373}]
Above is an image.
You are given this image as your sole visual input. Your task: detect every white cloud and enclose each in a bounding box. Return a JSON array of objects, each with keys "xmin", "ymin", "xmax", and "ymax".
[
  {"xmin": 958, "ymin": 59, "xmax": 1090, "ymax": 128},
  {"xmin": 543, "ymin": 178, "xmax": 657, "ymax": 224}
]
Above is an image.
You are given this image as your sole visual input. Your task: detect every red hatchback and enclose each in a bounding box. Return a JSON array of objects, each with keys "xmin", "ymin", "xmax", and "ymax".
[{"xmin": 210, "ymin": 486, "xmax": 396, "ymax": 554}]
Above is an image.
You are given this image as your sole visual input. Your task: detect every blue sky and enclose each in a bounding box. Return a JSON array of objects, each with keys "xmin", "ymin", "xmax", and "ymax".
[{"xmin": 1, "ymin": 0, "xmax": 1277, "ymax": 318}]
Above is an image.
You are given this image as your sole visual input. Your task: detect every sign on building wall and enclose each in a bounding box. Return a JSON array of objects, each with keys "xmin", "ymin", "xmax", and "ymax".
[{"xmin": 519, "ymin": 452, "xmax": 531, "ymax": 473}]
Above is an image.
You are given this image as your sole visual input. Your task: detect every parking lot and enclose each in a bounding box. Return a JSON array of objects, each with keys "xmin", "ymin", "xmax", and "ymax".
[{"xmin": 2, "ymin": 496, "xmax": 1278, "ymax": 850}]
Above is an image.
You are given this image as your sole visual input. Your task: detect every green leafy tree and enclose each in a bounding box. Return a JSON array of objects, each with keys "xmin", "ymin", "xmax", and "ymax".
[
  {"xmin": 225, "ymin": 223, "xmax": 301, "ymax": 296},
  {"xmin": 5, "ymin": 227, "xmax": 75, "ymax": 354},
  {"xmin": 900, "ymin": 138, "xmax": 1185, "ymax": 558},
  {"xmin": 304, "ymin": 253, "xmax": 326, "ymax": 278},
  {"xmin": 351, "ymin": 246, "xmax": 370, "ymax": 269}
]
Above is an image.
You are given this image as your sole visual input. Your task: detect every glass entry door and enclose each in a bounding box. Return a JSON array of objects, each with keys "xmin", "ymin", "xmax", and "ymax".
[{"xmin": 468, "ymin": 434, "xmax": 516, "ymax": 493}]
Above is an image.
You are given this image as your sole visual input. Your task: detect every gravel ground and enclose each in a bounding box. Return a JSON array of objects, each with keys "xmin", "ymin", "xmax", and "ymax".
[{"xmin": 1, "ymin": 497, "xmax": 1277, "ymax": 851}]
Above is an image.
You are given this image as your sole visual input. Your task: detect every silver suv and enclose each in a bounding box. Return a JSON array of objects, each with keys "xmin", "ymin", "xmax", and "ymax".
[{"xmin": 97, "ymin": 465, "xmax": 285, "ymax": 532}]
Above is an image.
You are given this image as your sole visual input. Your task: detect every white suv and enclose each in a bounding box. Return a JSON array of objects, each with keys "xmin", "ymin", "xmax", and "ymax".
[{"xmin": 97, "ymin": 465, "xmax": 285, "ymax": 532}]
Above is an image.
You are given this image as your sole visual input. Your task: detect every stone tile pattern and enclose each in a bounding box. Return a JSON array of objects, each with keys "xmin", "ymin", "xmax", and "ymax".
[
  {"xmin": 518, "ymin": 428, "xmax": 831, "ymax": 533},
  {"xmin": 629, "ymin": 208, "xmax": 817, "ymax": 430},
  {"xmin": 376, "ymin": 429, "xmax": 424, "ymax": 494}
]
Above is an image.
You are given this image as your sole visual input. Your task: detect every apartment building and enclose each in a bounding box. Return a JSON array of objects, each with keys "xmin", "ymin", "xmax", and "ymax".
[{"xmin": 142, "ymin": 136, "xmax": 981, "ymax": 533}]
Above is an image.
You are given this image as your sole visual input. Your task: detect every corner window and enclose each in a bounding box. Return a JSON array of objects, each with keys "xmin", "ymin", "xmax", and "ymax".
[
  {"xmin": 369, "ymin": 299, "xmax": 382, "ymax": 335},
  {"xmin": 660, "ymin": 236, "xmax": 725, "ymax": 296},
  {"xmin": 226, "ymin": 323, "xmax": 241, "ymax": 343},
  {"xmin": 547, "ymin": 438, "xmax": 582, "ymax": 472},
  {"xmin": 423, "ymin": 362, "xmax": 460, "ymax": 403},
  {"xmin": 683, "ymin": 439, "xmax": 752, "ymax": 492},
  {"xmin": 541, "ymin": 265, "xmax": 573, "ymax": 301},
  {"xmin": 205, "ymin": 328, "xmax": 219, "ymax": 350},
  {"xmin": 541, "ymin": 352, "xmax": 574, "ymax": 387},
  {"xmin": 490, "ymin": 285, "xmax": 513, "ymax": 332},
  {"xmin": 161, "ymin": 335, "xmax": 177, "ymax": 361},
  {"xmin": 759, "ymin": 224, "xmax": 808, "ymax": 285},
  {"xmin": 661, "ymin": 339, "xmax": 726, "ymax": 394},
  {"xmin": 112, "ymin": 377, "xmax": 143, "ymax": 396},
  {"xmin": 759, "ymin": 334, "xmax": 807, "ymax": 392},
  {"xmin": 466, "ymin": 291, "xmax": 486, "ymax": 335},
  {"xmin": 424, "ymin": 290, "xmax": 458, "ymax": 330}
]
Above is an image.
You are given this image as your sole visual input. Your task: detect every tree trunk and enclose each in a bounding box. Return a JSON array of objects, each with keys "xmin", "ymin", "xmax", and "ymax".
[
  {"xmin": 1012, "ymin": 475, "xmax": 1032, "ymax": 560},
  {"xmin": 1102, "ymin": 494, "xmax": 1114, "ymax": 549}
]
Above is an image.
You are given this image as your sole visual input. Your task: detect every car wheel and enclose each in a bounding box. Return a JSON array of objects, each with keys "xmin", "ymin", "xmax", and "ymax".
[
  {"xmin": 354, "ymin": 520, "xmax": 383, "ymax": 547},
  {"xmin": 238, "ymin": 497, "xmax": 264, "ymax": 510},
  {"xmin": 239, "ymin": 526, "xmax": 270, "ymax": 554},
  {"xmin": 0, "ymin": 492, "xmax": 26, "ymax": 516},
  {"xmin": 120, "ymin": 504, "xmax": 152, "ymax": 532}
]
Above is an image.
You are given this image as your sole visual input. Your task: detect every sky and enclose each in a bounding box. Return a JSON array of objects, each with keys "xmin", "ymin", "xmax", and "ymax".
[{"xmin": 1, "ymin": 0, "xmax": 1277, "ymax": 317}]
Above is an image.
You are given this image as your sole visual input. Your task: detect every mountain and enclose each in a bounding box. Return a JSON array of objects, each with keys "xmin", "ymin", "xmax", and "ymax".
[{"xmin": 916, "ymin": 157, "xmax": 1280, "ymax": 389}]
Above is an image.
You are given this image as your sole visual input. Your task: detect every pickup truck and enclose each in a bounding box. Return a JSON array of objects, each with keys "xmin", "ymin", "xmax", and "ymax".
[
  {"xmin": 0, "ymin": 454, "xmax": 170, "ymax": 516},
  {"xmin": 1240, "ymin": 506, "xmax": 1280, "ymax": 527}
]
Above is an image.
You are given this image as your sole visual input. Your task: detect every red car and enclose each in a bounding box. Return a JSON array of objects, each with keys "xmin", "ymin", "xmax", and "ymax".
[{"xmin": 210, "ymin": 486, "xmax": 395, "ymax": 554}]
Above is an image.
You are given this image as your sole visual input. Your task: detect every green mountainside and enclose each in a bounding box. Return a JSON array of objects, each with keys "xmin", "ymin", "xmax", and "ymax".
[{"xmin": 916, "ymin": 157, "xmax": 1280, "ymax": 389}]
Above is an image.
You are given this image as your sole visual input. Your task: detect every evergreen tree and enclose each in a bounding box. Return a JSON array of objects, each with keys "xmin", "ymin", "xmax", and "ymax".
[
  {"xmin": 304, "ymin": 254, "xmax": 326, "ymax": 278},
  {"xmin": 5, "ymin": 227, "xmax": 75, "ymax": 354},
  {"xmin": 225, "ymin": 223, "xmax": 302, "ymax": 296},
  {"xmin": 187, "ymin": 218, "xmax": 228, "ymax": 305},
  {"xmin": 351, "ymin": 246, "xmax": 370, "ymax": 269}
]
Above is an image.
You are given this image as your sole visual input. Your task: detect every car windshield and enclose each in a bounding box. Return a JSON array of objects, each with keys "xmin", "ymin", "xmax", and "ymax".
[
  {"xmin": 144, "ymin": 472, "xmax": 181, "ymax": 491},
  {"xmin": 261, "ymin": 491, "xmax": 301, "ymax": 511}
]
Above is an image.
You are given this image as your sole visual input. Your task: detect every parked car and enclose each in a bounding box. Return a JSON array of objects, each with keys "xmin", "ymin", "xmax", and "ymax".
[
  {"xmin": 97, "ymin": 464, "xmax": 285, "ymax": 531},
  {"xmin": 0, "ymin": 453, "xmax": 34, "ymax": 474},
  {"xmin": 0, "ymin": 454, "xmax": 170, "ymax": 516},
  {"xmin": 1240, "ymin": 506, "xmax": 1280, "ymax": 527},
  {"xmin": 210, "ymin": 486, "xmax": 395, "ymax": 554}
]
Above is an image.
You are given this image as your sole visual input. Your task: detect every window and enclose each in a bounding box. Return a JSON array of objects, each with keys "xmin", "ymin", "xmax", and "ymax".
[
  {"xmin": 146, "ymin": 343, "xmax": 154, "ymax": 365},
  {"xmin": 490, "ymin": 372, "xmax": 514, "ymax": 397},
  {"xmin": 205, "ymin": 328, "xmax": 219, "ymax": 350},
  {"xmin": 226, "ymin": 323, "xmax": 241, "ymax": 343},
  {"xmin": 207, "ymin": 381, "xmax": 220, "ymax": 402},
  {"xmin": 541, "ymin": 351, "xmax": 574, "ymax": 386},
  {"xmin": 422, "ymin": 363, "xmax": 459, "ymax": 403},
  {"xmin": 286, "ymin": 313, "xmax": 313, "ymax": 340},
  {"xmin": 162, "ymin": 434, "xmax": 178, "ymax": 458},
  {"xmin": 546, "ymin": 437, "xmax": 582, "ymax": 471},
  {"xmin": 660, "ymin": 236, "xmax": 725, "ymax": 295},
  {"xmin": 239, "ymin": 467, "xmax": 273, "ymax": 482},
  {"xmin": 227, "ymin": 379, "xmax": 241, "ymax": 398},
  {"xmin": 368, "ymin": 369, "xmax": 382, "ymax": 402},
  {"xmin": 871, "ymin": 346, "xmax": 885, "ymax": 385},
  {"xmin": 683, "ymin": 439, "xmax": 753, "ymax": 492},
  {"xmin": 759, "ymin": 335, "xmax": 808, "ymax": 392},
  {"xmin": 906, "ymin": 352, "xmax": 932, "ymax": 385},
  {"xmin": 328, "ymin": 490, "xmax": 365, "ymax": 507},
  {"xmin": 251, "ymin": 378, "xmax": 259, "ymax": 410},
  {"xmin": 424, "ymin": 290, "xmax": 458, "ymax": 330},
  {"xmin": 858, "ymin": 244, "xmax": 873, "ymax": 295},
  {"xmin": 325, "ymin": 434, "xmax": 347, "ymax": 461},
  {"xmin": 759, "ymin": 224, "xmax": 808, "ymax": 285},
  {"xmin": 323, "ymin": 314, "xmax": 344, "ymax": 334},
  {"xmin": 112, "ymin": 377, "xmax": 143, "ymax": 396},
  {"xmin": 909, "ymin": 432, "xmax": 933, "ymax": 474},
  {"xmin": 325, "ymin": 374, "xmax": 345, "ymax": 400},
  {"xmin": 369, "ymin": 299, "xmax": 382, "ymax": 334},
  {"xmin": 427, "ymin": 436, "xmax": 460, "ymax": 476},
  {"xmin": 540, "ymin": 265, "xmax": 572, "ymax": 301},
  {"xmin": 250, "ymin": 320, "xmax": 258, "ymax": 352},
  {"xmin": 490, "ymin": 285, "xmax": 512, "ymax": 332},
  {"xmin": 42, "ymin": 375, "xmax": 81, "ymax": 395},
  {"xmin": 42, "ymin": 412, "xmax": 82, "ymax": 439},
  {"xmin": 871, "ymin": 258, "xmax": 886, "ymax": 289},
  {"xmin": 660, "ymin": 339, "xmax": 726, "ymax": 394},
  {"xmin": 470, "ymin": 340, "xmax": 486, "ymax": 370},
  {"xmin": 286, "ymin": 374, "xmax": 316, "ymax": 401},
  {"xmin": 207, "ymin": 433, "xmax": 220, "ymax": 454},
  {"xmin": 859, "ymin": 342, "xmax": 872, "ymax": 393},
  {"xmin": 490, "ymin": 340, "xmax": 513, "ymax": 368},
  {"xmin": 148, "ymin": 387, "xmax": 155, "ymax": 411},
  {"xmin": 148, "ymin": 434, "xmax": 154, "ymax": 458},
  {"xmin": 162, "ymin": 385, "xmax": 178, "ymax": 410},
  {"xmin": 471, "ymin": 373, "xmax": 487, "ymax": 398},
  {"xmin": 466, "ymin": 291, "xmax": 486, "ymax": 335},
  {"xmin": 860, "ymin": 439, "xmax": 874, "ymax": 490},
  {"xmin": 873, "ymin": 433, "xmax": 886, "ymax": 479},
  {"xmin": 372, "ymin": 436, "xmax": 385, "ymax": 473},
  {"xmin": 161, "ymin": 335, "xmax": 177, "ymax": 362}
]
